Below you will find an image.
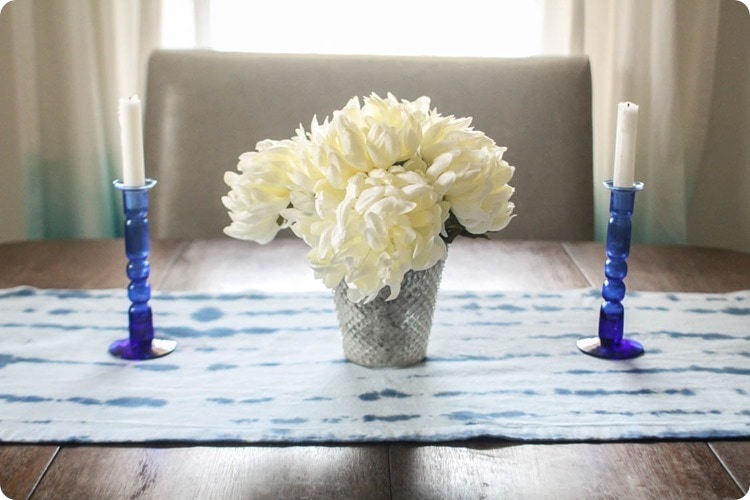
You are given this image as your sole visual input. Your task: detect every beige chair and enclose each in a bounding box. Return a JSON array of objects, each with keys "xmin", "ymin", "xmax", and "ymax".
[{"xmin": 144, "ymin": 50, "xmax": 593, "ymax": 241}]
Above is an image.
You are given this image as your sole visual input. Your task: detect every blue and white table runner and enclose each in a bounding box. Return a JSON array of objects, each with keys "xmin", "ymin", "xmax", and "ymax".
[{"xmin": 0, "ymin": 286, "xmax": 748, "ymax": 443}]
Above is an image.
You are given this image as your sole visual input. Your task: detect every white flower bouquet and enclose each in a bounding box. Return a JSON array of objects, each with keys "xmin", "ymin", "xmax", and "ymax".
[{"xmin": 223, "ymin": 93, "xmax": 515, "ymax": 303}]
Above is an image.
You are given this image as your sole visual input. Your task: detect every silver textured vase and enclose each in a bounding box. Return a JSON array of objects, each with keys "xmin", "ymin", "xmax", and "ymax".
[{"xmin": 333, "ymin": 260, "xmax": 445, "ymax": 368}]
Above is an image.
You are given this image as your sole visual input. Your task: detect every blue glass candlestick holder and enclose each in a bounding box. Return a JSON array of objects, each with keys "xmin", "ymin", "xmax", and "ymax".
[
  {"xmin": 110, "ymin": 179, "xmax": 177, "ymax": 360},
  {"xmin": 577, "ymin": 180, "xmax": 645, "ymax": 360}
]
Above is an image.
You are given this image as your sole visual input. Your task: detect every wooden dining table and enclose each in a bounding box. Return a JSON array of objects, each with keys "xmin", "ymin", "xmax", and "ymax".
[{"xmin": 0, "ymin": 237, "xmax": 748, "ymax": 499}]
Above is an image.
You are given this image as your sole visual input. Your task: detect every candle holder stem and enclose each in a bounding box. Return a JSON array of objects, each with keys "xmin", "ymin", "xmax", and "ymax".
[
  {"xmin": 109, "ymin": 179, "xmax": 176, "ymax": 360},
  {"xmin": 577, "ymin": 180, "xmax": 644, "ymax": 360}
]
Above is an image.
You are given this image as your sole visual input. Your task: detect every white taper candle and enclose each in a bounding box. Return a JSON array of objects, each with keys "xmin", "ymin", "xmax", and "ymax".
[
  {"xmin": 612, "ymin": 102, "xmax": 639, "ymax": 188},
  {"xmin": 118, "ymin": 95, "xmax": 146, "ymax": 187}
]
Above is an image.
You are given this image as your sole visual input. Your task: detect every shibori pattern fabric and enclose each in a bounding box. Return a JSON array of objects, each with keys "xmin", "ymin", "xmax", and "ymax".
[{"xmin": 0, "ymin": 286, "xmax": 748, "ymax": 443}]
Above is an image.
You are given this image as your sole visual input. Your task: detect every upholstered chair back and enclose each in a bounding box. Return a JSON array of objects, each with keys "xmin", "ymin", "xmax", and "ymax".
[{"xmin": 144, "ymin": 50, "xmax": 593, "ymax": 241}]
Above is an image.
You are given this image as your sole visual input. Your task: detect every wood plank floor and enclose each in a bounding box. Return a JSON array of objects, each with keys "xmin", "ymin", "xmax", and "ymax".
[
  {"xmin": 388, "ymin": 442, "xmax": 740, "ymax": 499},
  {"xmin": 31, "ymin": 445, "xmax": 391, "ymax": 500},
  {"xmin": 0, "ymin": 239, "xmax": 748, "ymax": 499}
]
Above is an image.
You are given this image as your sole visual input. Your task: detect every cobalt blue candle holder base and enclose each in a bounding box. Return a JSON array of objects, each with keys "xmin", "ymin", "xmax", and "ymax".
[
  {"xmin": 577, "ymin": 180, "xmax": 645, "ymax": 360},
  {"xmin": 109, "ymin": 337, "xmax": 178, "ymax": 360},
  {"xmin": 576, "ymin": 336, "xmax": 644, "ymax": 360},
  {"xmin": 110, "ymin": 179, "xmax": 176, "ymax": 360}
]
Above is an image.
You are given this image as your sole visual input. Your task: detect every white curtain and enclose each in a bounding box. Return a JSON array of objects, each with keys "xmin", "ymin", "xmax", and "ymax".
[
  {"xmin": 0, "ymin": 0, "xmax": 161, "ymax": 241},
  {"xmin": 544, "ymin": 0, "xmax": 750, "ymax": 252}
]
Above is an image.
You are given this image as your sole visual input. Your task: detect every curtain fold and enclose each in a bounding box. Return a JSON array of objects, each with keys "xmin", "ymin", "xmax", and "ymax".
[
  {"xmin": 543, "ymin": 0, "xmax": 743, "ymax": 248},
  {"xmin": 688, "ymin": 0, "xmax": 750, "ymax": 252},
  {"xmin": 0, "ymin": 0, "xmax": 161, "ymax": 240}
]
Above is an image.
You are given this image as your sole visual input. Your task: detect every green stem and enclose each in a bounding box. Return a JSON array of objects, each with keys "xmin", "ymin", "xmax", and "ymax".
[{"xmin": 442, "ymin": 211, "xmax": 488, "ymax": 244}]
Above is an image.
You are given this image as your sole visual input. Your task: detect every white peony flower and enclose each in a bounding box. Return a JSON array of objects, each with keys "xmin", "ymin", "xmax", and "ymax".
[
  {"xmin": 222, "ymin": 140, "xmax": 295, "ymax": 244},
  {"xmin": 288, "ymin": 165, "xmax": 448, "ymax": 303},
  {"xmin": 223, "ymin": 93, "xmax": 515, "ymax": 301},
  {"xmin": 422, "ymin": 113, "xmax": 516, "ymax": 236}
]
